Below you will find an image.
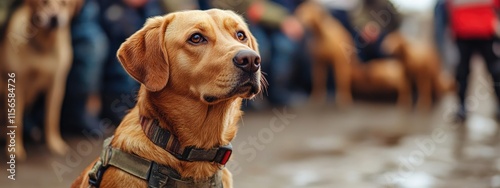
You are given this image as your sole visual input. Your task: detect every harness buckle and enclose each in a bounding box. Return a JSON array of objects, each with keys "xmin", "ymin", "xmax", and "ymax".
[
  {"xmin": 88, "ymin": 160, "xmax": 107, "ymax": 187},
  {"xmin": 148, "ymin": 162, "xmax": 170, "ymax": 188},
  {"xmin": 214, "ymin": 143, "xmax": 232, "ymax": 165}
]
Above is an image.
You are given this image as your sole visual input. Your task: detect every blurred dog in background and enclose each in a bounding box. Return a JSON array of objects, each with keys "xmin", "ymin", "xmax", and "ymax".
[
  {"xmin": 295, "ymin": 1, "xmax": 352, "ymax": 107},
  {"xmin": 383, "ymin": 31, "xmax": 455, "ymax": 111},
  {"xmin": 0, "ymin": 0, "xmax": 82, "ymax": 160},
  {"xmin": 295, "ymin": 2, "xmax": 411, "ymax": 108}
]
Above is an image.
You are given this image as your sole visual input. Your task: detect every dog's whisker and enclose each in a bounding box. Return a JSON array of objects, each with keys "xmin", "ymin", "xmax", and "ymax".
[{"xmin": 259, "ymin": 74, "xmax": 269, "ymax": 96}]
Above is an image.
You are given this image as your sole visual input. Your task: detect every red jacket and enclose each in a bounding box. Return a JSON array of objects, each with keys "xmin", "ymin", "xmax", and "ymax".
[{"xmin": 447, "ymin": 0, "xmax": 500, "ymax": 39}]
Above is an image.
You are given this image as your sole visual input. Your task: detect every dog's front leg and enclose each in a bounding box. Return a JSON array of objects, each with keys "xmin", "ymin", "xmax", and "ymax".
[
  {"xmin": 45, "ymin": 69, "xmax": 69, "ymax": 156},
  {"xmin": 310, "ymin": 60, "xmax": 328, "ymax": 104},
  {"xmin": 333, "ymin": 60, "xmax": 352, "ymax": 108},
  {"xmin": 416, "ymin": 76, "xmax": 433, "ymax": 112},
  {"xmin": 397, "ymin": 77, "xmax": 413, "ymax": 111}
]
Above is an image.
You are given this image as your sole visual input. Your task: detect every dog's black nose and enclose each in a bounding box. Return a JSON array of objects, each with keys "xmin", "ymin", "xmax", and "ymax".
[
  {"xmin": 49, "ymin": 16, "xmax": 58, "ymax": 28},
  {"xmin": 233, "ymin": 50, "xmax": 260, "ymax": 73}
]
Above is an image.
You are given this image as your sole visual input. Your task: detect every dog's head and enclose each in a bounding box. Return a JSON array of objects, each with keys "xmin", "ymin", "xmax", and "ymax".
[
  {"xmin": 27, "ymin": 0, "xmax": 83, "ymax": 29},
  {"xmin": 381, "ymin": 31, "xmax": 407, "ymax": 57},
  {"xmin": 117, "ymin": 9, "xmax": 263, "ymax": 104},
  {"xmin": 294, "ymin": 1, "xmax": 326, "ymax": 28}
]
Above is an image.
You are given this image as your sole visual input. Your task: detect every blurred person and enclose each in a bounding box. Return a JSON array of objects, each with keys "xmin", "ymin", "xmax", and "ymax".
[
  {"xmin": 210, "ymin": 0, "xmax": 305, "ymax": 106},
  {"xmin": 349, "ymin": 0, "xmax": 401, "ymax": 62},
  {"xmin": 98, "ymin": 0, "xmax": 164, "ymax": 125},
  {"xmin": 446, "ymin": 0, "xmax": 500, "ymax": 123},
  {"xmin": 434, "ymin": 0, "xmax": 448, "ymax": 61},
  {"xmin": 60, "ymin": 0, "xmax": 109, "ymax": 132},
  {"xmin": 434, "ymin": 0, "xmax": 459, "ymax": 73}
]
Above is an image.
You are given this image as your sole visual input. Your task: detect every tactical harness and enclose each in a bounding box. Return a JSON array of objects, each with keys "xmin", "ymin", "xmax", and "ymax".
[{"xmin": 88, "ymin": 117, "xmax": 232, "ymax": 188}]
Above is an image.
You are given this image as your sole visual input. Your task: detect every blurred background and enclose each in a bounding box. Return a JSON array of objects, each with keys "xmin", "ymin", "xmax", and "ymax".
[{"xmin": 1, "ymin": 0, "xmax": 500, "ymax": 187}]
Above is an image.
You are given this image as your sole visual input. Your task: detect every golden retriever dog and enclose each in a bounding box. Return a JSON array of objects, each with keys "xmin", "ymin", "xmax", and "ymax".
[
  {"xmin": 72, "ymin": 9, "xmax": 262, "ymax": 188},
  {"xmin": 295, "ymin": 2, "xmax": 411, "ymax": 108},
  {"xmin": 383, "ymin": 31, "xmax": 455, "ymax": 111},
  {"xmin": 0, "ymin": 0, "xmax": 82, "ymax": 160}
]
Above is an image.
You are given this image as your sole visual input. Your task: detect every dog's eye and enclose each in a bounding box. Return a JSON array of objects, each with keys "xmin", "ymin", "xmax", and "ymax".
[
  {"xmin": 60, "ymin": 0, "xmax": 67, "ymax": 6},
  {"xmin": 236, "ymin": 31, "xmax": 247, "ymax": 41},
  {"xmin": 42, "ymin": 0, "xmax": 48, "ymax": 5},
  {"xmin": 188, "ymin": 33, "xmax": 206, "ymax": 44}
]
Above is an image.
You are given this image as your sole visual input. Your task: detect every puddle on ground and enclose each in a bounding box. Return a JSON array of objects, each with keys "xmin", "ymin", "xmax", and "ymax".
[
  {"xmin": 467, "ymin": 114, "xmax": 497, "ymax": 142},
  {"xmin": 397, "ymin": 172, "xmax": 436, "ymax": 188},
  {"xmin": 291, "ymin": 169, "xmax": 321, "ymax": 187}
]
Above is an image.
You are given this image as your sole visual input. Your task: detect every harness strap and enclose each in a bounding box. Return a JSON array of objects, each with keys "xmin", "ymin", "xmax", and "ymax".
[
  {"xmin": 88, "ymin": 136, "xmax": 224, "ymax": 188},
  {"xmin": 103, "ymin": 147, "xmax": 152, "ymax": 180},
  {"xmin": 140, "ymin": 117, "xmax": 233, "ymax": 165}
]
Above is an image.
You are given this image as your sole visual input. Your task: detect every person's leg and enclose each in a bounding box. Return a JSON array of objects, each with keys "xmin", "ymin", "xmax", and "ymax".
[
  {"xmin": 478, "ymin": 39, "xmax": 500, "ymax": 119},
  {"xmin": 267, "ymin": 31, "xmax": 299, "ymax": 106},
  {"xmin": 434, "ymin": 0, "xmax": 448, "ymax": 58},
  {"xmin": 455, "ymin": 39, "xmax": 475, "ymax": 121},
  {"xmin": 477, "ymin": 38, "xmax": 500, "ymax": 143},
  {"xmin": 62, "ymin": 0, "xmax": 108, "ymax": 132}
]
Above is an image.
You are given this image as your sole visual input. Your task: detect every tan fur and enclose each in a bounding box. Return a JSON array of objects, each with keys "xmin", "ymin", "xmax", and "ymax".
[
  {"xmin": 351, "ymin": 58, "xmax": 412, "ymax": 108},
  {"xmin": 0, "ymin": 0, "xmax": 83, "ymax": 160},
  {"xmin": 383, "ymin": 31, "xmax": 455, "ymax": 111},
  {"xmin": 295, "ymin": 2, "xmax": 411, "ymax": 108},
  {"xmin": 295, "ymin": 2, "xmax": 352, "ymax": 107},
  {"xmin": 72, "ymin": 9, "xmax": 262, "ymax": 188}
]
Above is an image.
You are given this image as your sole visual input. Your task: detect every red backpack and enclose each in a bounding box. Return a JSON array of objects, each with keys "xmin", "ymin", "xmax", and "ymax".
[{"xmin": 447, "ymin": 0, "xmax": 500, "ymax": 39}]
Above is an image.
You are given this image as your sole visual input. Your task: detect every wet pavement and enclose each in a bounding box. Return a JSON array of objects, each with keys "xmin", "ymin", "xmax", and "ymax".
[{"xmin": 1, "ymin": 62, "xmax": 500, "ymax": 188}]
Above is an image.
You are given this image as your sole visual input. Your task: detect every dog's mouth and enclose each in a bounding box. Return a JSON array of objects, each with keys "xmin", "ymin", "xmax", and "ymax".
[{"xmin": 202, "ymin": 75, "xmax": 261, "ymax": 104}]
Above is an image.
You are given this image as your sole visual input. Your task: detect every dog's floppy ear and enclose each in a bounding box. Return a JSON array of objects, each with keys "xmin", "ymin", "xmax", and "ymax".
[{"xmin": 117, "ymin": 15, "xmax": 174, "ymax": 92}]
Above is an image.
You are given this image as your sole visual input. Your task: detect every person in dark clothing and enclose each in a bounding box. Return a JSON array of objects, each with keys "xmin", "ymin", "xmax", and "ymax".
[
  {"xmin": 349, "ymin": 0, "xmax": 401, "ymax": 62},
  {"xmin": 98, "ymin": 0, "xmax": 164, "ymax": 125},
  {"xmin": 61, "ymin": 0, "xmax": 109, "ymax": 132},
  {"xmin": 446, "ymin": 0, "xmax": 500, "ymax": 122}
]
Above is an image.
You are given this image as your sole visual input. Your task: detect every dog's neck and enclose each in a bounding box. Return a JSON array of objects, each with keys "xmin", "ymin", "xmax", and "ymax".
[
  {"xmin": 310, "ymin": 17, "xmax": 327, "ymax": 38},
  {"xmin": 137, "ymin": 87, "xmax": 241, "ymax": 149},
  {"xmin": 28, "ymin": 26, "xmax": 67, "ymax": 52}
]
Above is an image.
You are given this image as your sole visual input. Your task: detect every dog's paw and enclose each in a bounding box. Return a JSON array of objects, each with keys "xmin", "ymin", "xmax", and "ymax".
[{"xmin": 47, "ymin": 137, "xmax": 69, "ymax": 156}]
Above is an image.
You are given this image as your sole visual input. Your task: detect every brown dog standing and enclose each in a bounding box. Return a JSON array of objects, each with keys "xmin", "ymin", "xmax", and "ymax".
[
  {"xmin": 383, "ymin": 31, "xmax": 455, "ymax": 111},
  {"xmin": 295, "ymin": 2, "xmax": 412, "ymax": 108},
  {"xmin": 0, "ymin": 0, "xmax": 82, "ymax": 160},
  {"xmin": 295, "ymin": 2, "xmax": 354, "ymax": 107},
  {"xmin": 72, "ymin": 9, "xmax": 262, "ymax": 188}
]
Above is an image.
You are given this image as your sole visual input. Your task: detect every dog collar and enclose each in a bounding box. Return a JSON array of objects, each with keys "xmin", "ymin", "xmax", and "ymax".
[{"xmin": 140, "ymin": 116, "xmax": 233, "ymax": 165}]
